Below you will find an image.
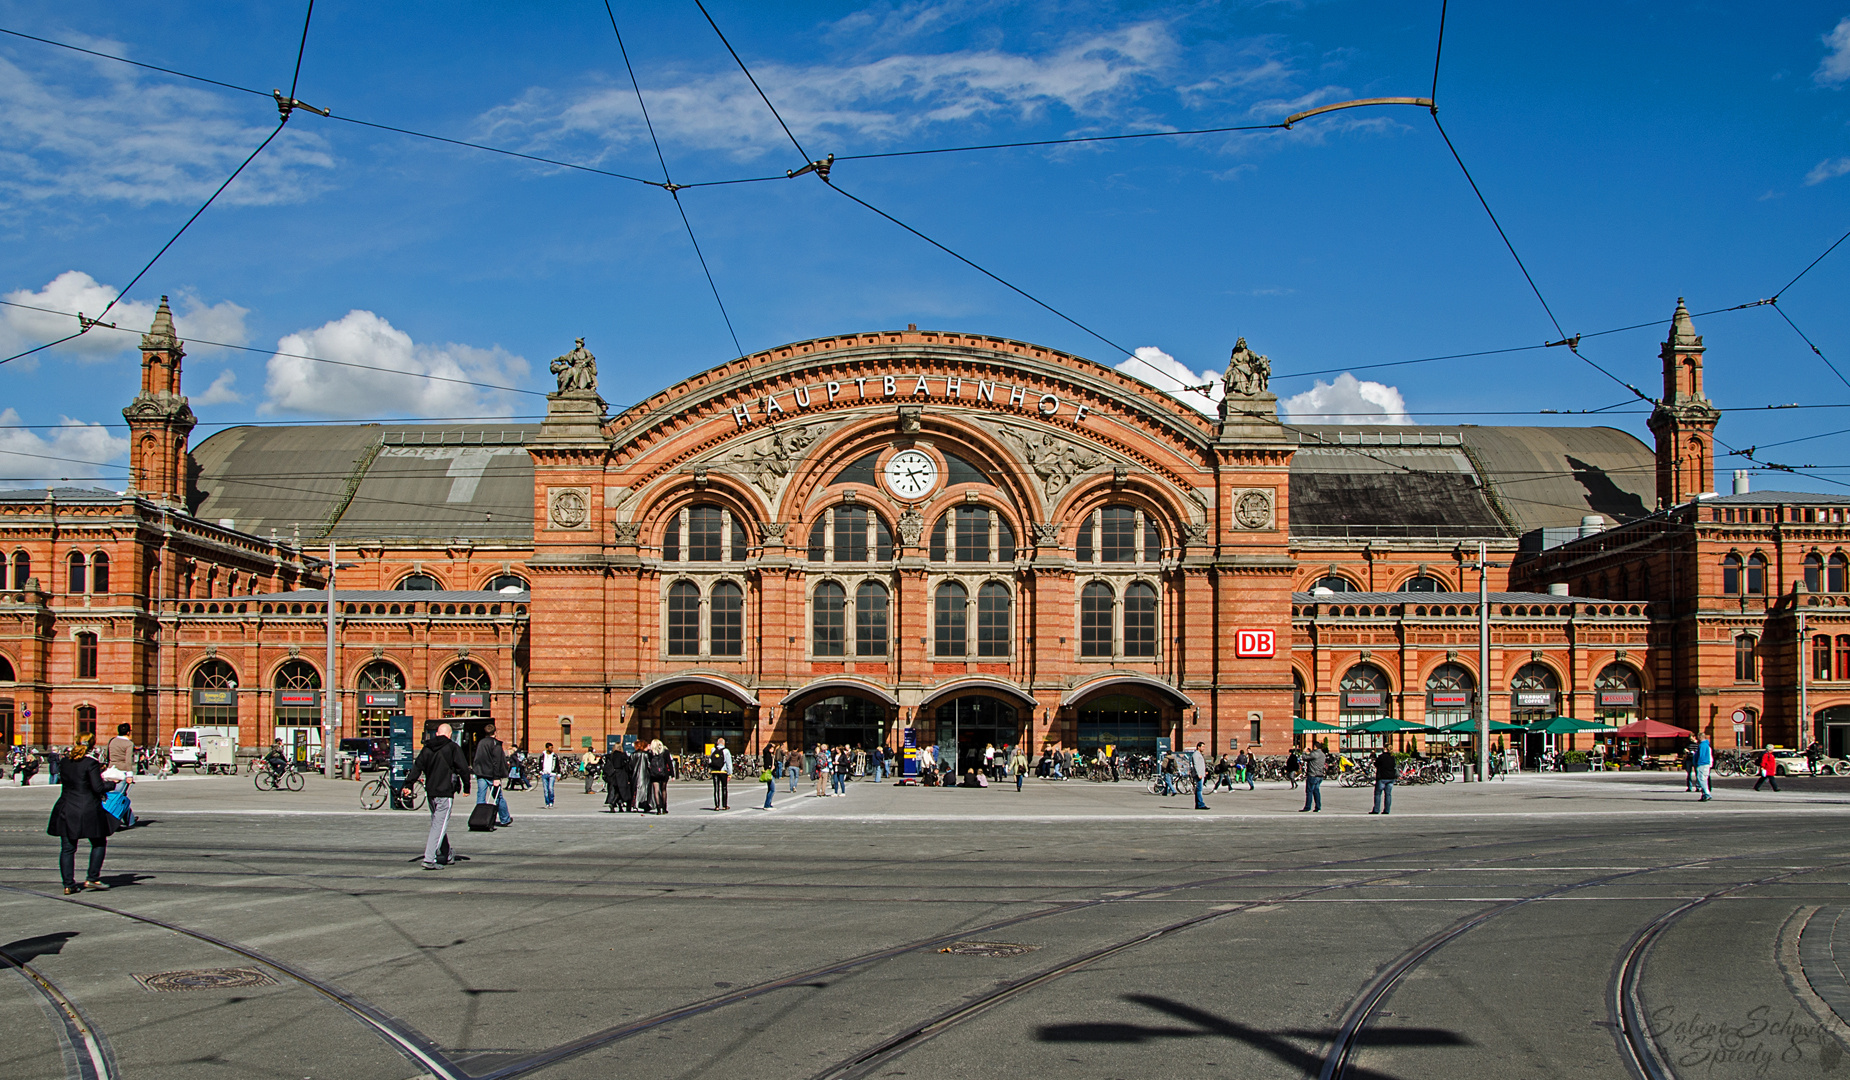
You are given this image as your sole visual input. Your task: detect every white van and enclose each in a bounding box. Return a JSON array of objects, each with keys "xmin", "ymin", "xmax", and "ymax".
[{"xmin": 170, "ymin": 727, "xmax": 237, "ymax": 769}]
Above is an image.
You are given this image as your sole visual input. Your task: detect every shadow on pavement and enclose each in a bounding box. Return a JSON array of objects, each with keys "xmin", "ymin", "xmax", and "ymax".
[{"xmin": 0, "ymin": 931, "xmax": 78, "ymax": 964}]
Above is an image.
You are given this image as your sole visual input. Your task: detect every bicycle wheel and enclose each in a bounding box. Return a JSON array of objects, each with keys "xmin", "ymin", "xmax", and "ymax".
[
  {"xmin": 359, "ymin": 780, "xmax": 386, "ymax": 810},
  {"xmin": 253, "ymin": 769, "xmax": 269, "ymax": 791},
  {"xmin": 285, "ymin": 770, "xmax": 305, "ymax": 791}
]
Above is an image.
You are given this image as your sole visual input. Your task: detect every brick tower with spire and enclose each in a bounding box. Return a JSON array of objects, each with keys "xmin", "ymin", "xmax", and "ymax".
[
  {"xmin": 122, "ymin": 296, "xmax": 195, "ymax": 507},
  {"xmin": 1645, "ymin": 297, "xmax": 1720, "ymax": 509}
]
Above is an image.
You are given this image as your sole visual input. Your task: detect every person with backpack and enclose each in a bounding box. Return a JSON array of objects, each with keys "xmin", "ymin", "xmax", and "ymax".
[
  {"xmin": 1754, "ymin": 746, "xmax": 1781, "ymax": 792},
  {"xmin": 402, "ymin": 723, "xmax": 470, "ymax": 871},
  {"xmin": 1237, "ymin": 749, "xmax": 1257, "ymax": 790},
  {"xmin": 472, "ymin": 723, "xmax": 513, "ymax": 827},
  {"xmin": 643, "ymin": 739, "xmax": 671, "ymax": 813},
  {"xmin": 708, "ymin": 738, "xmax": 732, "ymax": 810}
]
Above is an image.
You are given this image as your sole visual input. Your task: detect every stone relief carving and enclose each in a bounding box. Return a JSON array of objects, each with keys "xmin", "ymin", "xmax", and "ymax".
[
  {"xmin": 728, "ymin": 424, "xmax": 824, "ymax": 494},
  {"xmin": 1183, "ymin": 522, "xmax": 1211, "ymax": 545},
  {"xmin": 1034, "ymin": 522, "xmax": 1063, "ymax": 546},
  {"xmin": 997, "ymin": 424, "xmax": 1105, "ymax": 498},
  {"xmin": 761, "ymin": 522, "xmax": 788, "ymax": 541},
  {"xmin": 612, "ymin": 521, "xmax": 643, "ymax": 545},
  {"xmin": 548, "ymin": 487, "xmax": 591, "ymax": 529},
  {"xmin": 897, "ymin": 509, "xmax": 925, "ymax": 547}
]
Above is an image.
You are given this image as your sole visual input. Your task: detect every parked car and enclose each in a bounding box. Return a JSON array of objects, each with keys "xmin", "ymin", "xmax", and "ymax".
[
  {"xmin": 1769, "ymin": 749, "xmax": 1844, "ymax": 776},
  {"xmin": 337, "ymin": 737, "xmax": 391, "ymax": 772}
]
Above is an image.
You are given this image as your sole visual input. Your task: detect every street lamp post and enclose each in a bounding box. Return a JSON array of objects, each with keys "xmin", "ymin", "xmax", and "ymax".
[{"xmin": 324, "ymin": 542, "xmax": 337, "ymax": 779}]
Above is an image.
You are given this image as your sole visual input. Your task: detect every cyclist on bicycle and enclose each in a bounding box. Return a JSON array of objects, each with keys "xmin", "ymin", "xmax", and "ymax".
[{"xmin": 264, "ymin": 739, "xmax": 289, "ymax": 776}]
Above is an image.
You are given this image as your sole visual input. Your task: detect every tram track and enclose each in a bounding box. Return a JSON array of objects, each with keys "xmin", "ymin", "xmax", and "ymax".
[{"xmin": 0, "ymin": 939, "xmax": 115, "ymax": 1080}]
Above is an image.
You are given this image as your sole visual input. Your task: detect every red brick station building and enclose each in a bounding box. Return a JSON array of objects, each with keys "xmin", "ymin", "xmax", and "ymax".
[{"xmin": 4, "ymin": 297, "xmax": 1846, "ymax": 767}]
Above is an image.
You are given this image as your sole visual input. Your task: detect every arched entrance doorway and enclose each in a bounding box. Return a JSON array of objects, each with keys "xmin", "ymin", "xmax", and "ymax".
[
  {"xmin": 1075, "ymin": 694, "xmax": 1164, "ymax": 757},
  {"xmin": 661, "ymin": 693, "xmax": 746, "ymax": 756},
  {"xmin": 932, "ymin": 695, "xmax": 1019, "ymax": 778},
  {"xmin": 803, "ymin": 695, "xmax": 887, "ymax": 752},
  {"xmin": 1511, "ymin": 661, "xmax": 1560, "ymax": 765},
  {"xmin": 440, "ymin": 661, "xmax": 494, "ymax": 754}
]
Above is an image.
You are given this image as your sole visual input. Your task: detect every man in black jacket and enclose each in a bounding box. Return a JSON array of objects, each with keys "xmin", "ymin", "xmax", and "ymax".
[
  {"xmin": 472, "ymin": 723, "xmax": 512, "ymax": 827},
  {"xmin": 404, "ymin": 724, "xmax": 471, "ymax": 870},
  {"xmin": 1370, "ymin": 748, "xmax": 1398, "ymax": 815}
]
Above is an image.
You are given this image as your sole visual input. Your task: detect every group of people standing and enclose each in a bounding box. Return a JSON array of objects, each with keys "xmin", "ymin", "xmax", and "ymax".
[{"xmin": 598, "ymin": 739, "xmax": 677, "ymax": 813}]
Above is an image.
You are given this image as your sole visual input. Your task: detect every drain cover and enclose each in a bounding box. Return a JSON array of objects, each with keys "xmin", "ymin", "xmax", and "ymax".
[
  {"xmin": 133, "ymin": 967, "xmax": 276, "ymax": 992},
  {"xmin": 938, "ymin": 941, "xmax": 1038, "ymax": 957}
]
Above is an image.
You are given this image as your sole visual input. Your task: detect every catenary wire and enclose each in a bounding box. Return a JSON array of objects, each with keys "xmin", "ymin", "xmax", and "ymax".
[
  {"xmin": 1768, "ymin": 302, "xmax": 1850, "ymax": 391},
  {"xmin": 691, "ymin": 0, "xmax": 811, "ymax": 166},
  {"xmin": 286, "ymin": 0, "xmax": 315, "ymax": 103},
  {"xmin": 607, "ymin": 1, "xmax": 742, "ymax": 356},
  {"xmin": 1773, "ymin": 224, "xmax": 1850, "ymax": 300}
]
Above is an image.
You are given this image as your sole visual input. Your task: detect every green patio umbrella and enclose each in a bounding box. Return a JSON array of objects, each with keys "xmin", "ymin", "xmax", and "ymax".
[
  {"xmin": 1293, "ymin": 717, "xmax": 1341, "ymax": 733},
  {"xmin": 1526, "ymin": 716, "xmax": 1614, "ymax": 735},
  {"xmin": 1348, "ymin": 716, "xmax": 1437, "ymax": 734},
  {"xmin": 1434, "ymin": 718, "xmax": 1527, "ymax": 734}
]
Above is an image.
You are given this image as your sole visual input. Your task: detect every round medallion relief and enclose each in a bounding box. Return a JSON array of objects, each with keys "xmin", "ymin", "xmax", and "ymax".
[
  {"xmin": 1235, "ymin": 491, "xmax": 1271, "ymax": 529},
  {"xmin": 551, "ymin": 490, "xmax": 588, "ymax": 528}
]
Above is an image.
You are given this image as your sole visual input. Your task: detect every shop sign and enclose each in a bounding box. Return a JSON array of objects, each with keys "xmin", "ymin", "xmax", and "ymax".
[
  {"xmin": 1514, "ymin": 691, "xmax": 1555, "ymax": 708},
  {"xmin": 443, "ymin": 692, "xmax": 487, "ymax": 710},
  {"xmin": 192, "ymin": 688, "xmax": 235, "ymax": 706},
  {"xmin": 1235, "ymin": 629, "xmax": 1275, "ymax": 658},
  {"xmin": 275, "ymin": 691, "xmax": 319, "ymax": 708},
  {"xmin": 1342, "ymin": 691, "xmax": 1385, "ymax": 710},
  {"xmin": 361, "ymin": 691, "xmax": 404, "ymax": 709},
  {"xmin": 1427, "ymin": 691, "xmax": 1472, "ymax": 709},
  {"xmin": 1600, "ymin": 691, "xmax": 1639, "ymax": 707}
]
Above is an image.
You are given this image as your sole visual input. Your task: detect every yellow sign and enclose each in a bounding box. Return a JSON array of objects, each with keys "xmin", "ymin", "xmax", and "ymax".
[
  {"xmin": 703, "ymin": 743, "xmax": 715, "ymax": 756},
  {"xmin": 1105, "ymin": 744, "xmax": 1116, "ymax": 757}
]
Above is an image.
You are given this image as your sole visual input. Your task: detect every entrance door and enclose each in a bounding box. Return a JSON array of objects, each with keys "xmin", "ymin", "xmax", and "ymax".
[
  {"xmin": 933, "ymin": 695, "xmax": 1018, "ymax": 778},
  {"xmin": 1822, "ymin": 706, "xmax": 1850, "ymax": 758},
  {"xmin": 803, "ymin": 695, "xmax": 886, "ymax": 751},
  {"xmin": 660, "ymin": 693, "xmax": 746, "ymax": 756},
  {"xmin": 1077, "ymin": 694, "xmax": 1163, "ymax": 757}
]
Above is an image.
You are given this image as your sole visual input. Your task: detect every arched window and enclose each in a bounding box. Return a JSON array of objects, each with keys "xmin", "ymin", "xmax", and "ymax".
[
  {"xmin": 1745, "ymin": 554, "xmax": 1766, "ymax": 595},
  {"xmin": 1311, "ymin": 575, "xmax": 1354, "ymax": 593},
  {"xmin": 75, "ymin": 632, "xmax": 98, "ymax": 679},
  {"xmin": 1510, "ymin": 661, "xmax": 1559, "ymax": 724},
  {"xmin": 1594, "ymin": 662, "xmax": 1641, "ymax": 721},
  {"xmin": 9, "ymin": 551, "xmax": 27, "ymax": 592},
  {"xmin": 1080, "ymin": 581, "xmax": 1114, "ymax": 657},
  {"xmin": 1398, "ymin": 574, "xmax": 1445, "ymax": 592},
  {"xmin": 1123, "ymin": 581, "xmax": 1158, "ymax": 657},
  {"xmin": 192, "ymin": 658, "xmax": 239, "ymax": 729},
  {"xmin": 486, "ymin": 574, "xmax": 529, "ymax": 593},
  {"xmin": 1339, "ymin": 664, "xmax": 1392, "ymax": 729},
  {"xmin": 1806, "ymin": 553, "xmax": 1824, "ymax": 592},
  {"xmin": 273, "ymin": 659, "xmax": 321, "ymax": 726},
  {"xmin": 854, "ymin": 581, "xmax": 889, "ymax": 657},
  {"xmin": 75, "ymin": 705, "xmax": 96, "ymax": 739},
  {"xmin": 1735, "ymin": 634, "xmax": 1758, "ymax": 682},
  {"xmin": 807, "ymin": 507, "xmax": 894, "ymax": 563},
  {"xmin": 709, "ymin": 581, "xmax": 744, "ymax": 657},
  {"xmin": 1074, "ymin": 506, "xmax": 1161, "ymax": 564},
  {"xmin": 90, "ymin": 552, "xmax": 108, "ymax": 594},
  {"xmin": 355, "ymin": 660, "xmax": 405, "ymax": 739},
  {"xmin": 396, "ymin": 573, "xmax": 441, "ymax": 591},
  {"xmin": 68, "ymin": 551, "xmax": 86, "ymax": 595},
  {"xmin": 1425, "ymin": 662, "xmax": 1475, "ymax": 727},
  {"xmin": 662, "ymin": 504, "xmax": 750, "ymax": 563},
  {"xmin": 934, "ymin": 582, "xmax": 968, "ymax": 657},
  {"xmin": 667, "ymin": 581, "xmax": 700, "ymax": 656},
  {"xmin": 929, "ymin": 506, "xmax": 1016, "ymax": 563},
  {"xmin": 0, "ymin": 654, "xmax": 12, "ymax": 682},
  {"xmin": 441, "ymin": 661, "xmax": 492, "ymax": 725},
  {"xmin": 1832, "ymin": 554, "xmax": 1849, "ymax": 593},
  {"xmin": 812, "ymin": 582, "xmax": 846, "ymax": 657},
  {"xmin": 1721, "ymin": 554, "xmax": 1742, "ymax": 596},
  {"xmin": 976, "ymin": 581, "xmax": 1012, "ymax": 657}
]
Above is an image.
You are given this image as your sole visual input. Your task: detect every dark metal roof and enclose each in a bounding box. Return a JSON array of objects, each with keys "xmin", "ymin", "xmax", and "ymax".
[
  {"xmin": 1291, "ymin": 591, "xmax": 1612, "ymax": 604},
  {"xmin": 190, "ymin": 424, "xmax": 539, "ymax": 542},
  {"xmin": 1698, "ymin": 491, "xmax": 1850, "ymax": 505},
  {"xmin": 0, "ymin": 487, "xmax": 121, "ymax": 502}
]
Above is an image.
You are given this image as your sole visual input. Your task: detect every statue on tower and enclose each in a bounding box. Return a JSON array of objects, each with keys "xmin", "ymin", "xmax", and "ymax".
[
  {"xmin": 550, "ymin": 338, "xmax": 598, "ymax": 394},
  {"xmin": 1222, "ymin": 337, "xmax": 1269, "ymax": 398}
]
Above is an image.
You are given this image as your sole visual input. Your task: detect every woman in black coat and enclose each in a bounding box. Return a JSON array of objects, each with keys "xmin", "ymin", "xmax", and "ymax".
[{"xmin": 47, "ymin": 739, "xmax": 115, "ymax": 894}]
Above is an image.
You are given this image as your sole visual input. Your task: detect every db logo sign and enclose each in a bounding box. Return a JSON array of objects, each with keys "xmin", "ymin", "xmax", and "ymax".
[{"xmin": 1235, "ymin": 629, "xmax": 1275, "ymax": 658}]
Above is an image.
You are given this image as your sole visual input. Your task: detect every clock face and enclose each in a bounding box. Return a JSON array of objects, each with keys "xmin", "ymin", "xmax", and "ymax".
[{"xmin": 883, "ymin": 449, "xmax": 939, "ymax": 499}]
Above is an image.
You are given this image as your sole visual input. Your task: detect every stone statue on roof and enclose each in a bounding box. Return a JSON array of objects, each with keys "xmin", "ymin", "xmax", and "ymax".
[
  {"xmin": 550, "ymin": 338, "xmax": 598, "ymax": 394},
  {"xmin": 1222, "ymin": 337, "xmax": 1269, "ymax": 398}
]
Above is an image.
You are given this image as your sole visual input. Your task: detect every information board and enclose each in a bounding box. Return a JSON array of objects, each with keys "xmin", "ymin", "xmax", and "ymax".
[{"xmin": 389, "ymin": 713, "xmax": 416, "ymax": 810}]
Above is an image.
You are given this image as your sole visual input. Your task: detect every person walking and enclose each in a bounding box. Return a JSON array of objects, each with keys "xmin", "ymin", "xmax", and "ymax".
[
  {"xmin": 1286, "ymin": 748, "xmax": 1301, "ymax": 789},
  {"xmin": 103, "ymin": 723, "xmax": 135, "ymax": 791},
  {"xmin": 580, "ymin": 746, "xmax": 596, "ymax": 794},
  {"xmin": 831, "ymin": 747, "xmax": 851, "ymax": 795},
  {"xmin": 47, "ymin": 736, "xmax": 115, "ymax": 894},
  {"xmin": 402, "ymin": 723, "xmax": 470, "ymax": 871},
  {"xmin": 472, "ymin": 723, "xmax": 513, "ymax": 827},
  {"xmin": 1011, "ymin": 746, "xmax": 1029, "ymax": 791},
  {"xmin": 761, "ymin": 748, "xmax": 776, "ymax": 809},
  {"xmin": 783, "ymin": 746, "xmax": 799, "ymax": 793},
  {"xmin": 1806, "ymin": 740, "xmax": 1825, "ymax": 774},
  {"xmin": 602, "ymin": 742, "xmax": 632, "ymax": 812},
  {"xmin": 813, "ymin": 745, "xmax": 830, "ymax": 797},
  {"xmin": 1301, "ymin": 743, "xmax": 1327, "ymax": 812},
  {"xmin": 1187, "ymin": 742, "xmax": 1210, "ymax": 810},
  {"xmin": 538, "ymin": 742, "xmax": 558, "ymax": 807},
  {"xmin": 708, "ymin": 738, "xmax": 732, "ymax": 810},
  {"xmin": 644, "ymin": 739, "xmax": 671, "ymax": 814},
  {"xmin": 1754, "ymin": 746, "xmax": 1781, "ymax": 792},
  {"xmin": 1370, "ymin": 748, "xmax": 1398, "ymax": 815},
  {"xmin": 1694, "ymin": 736, "xmax": 1714, "ymax": 801},
  {"xmin": 1682, "ymin": 744, "xmax": 1697, "ymax": 792}
]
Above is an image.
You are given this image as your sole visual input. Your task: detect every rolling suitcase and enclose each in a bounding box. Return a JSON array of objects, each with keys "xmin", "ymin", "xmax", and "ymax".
[{"xmin": 467, "ymin": 802, "xmax": 498, "ymax": 832}]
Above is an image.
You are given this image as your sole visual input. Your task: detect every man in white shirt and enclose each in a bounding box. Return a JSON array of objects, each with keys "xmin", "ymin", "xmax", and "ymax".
[{"xmin": 539, "ymin": 742, "xmax": 558, "ymax": 807}]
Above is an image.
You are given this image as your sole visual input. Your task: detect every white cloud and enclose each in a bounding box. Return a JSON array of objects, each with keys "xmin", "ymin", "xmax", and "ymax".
[
  {"xmin": 1817, "ymin": 16, "xmax": 1850, "ymax": 85},
  {"xmin": 1806, "ymin": 156, "xmax": 1850, "ymax": 185},
  {"xmin": 262, "ymin": 310, "xmax": 531, "ymax": 418},
  {"xmin": 1116, "ymin": 345, "xmax": 1222, "ymax": 416},
  {"xmin": 1281, "ymin": 373, "xmax": 1411, "ymax": 424},
  {"xmin": 0, "ymin": 271, "xmax": 250, "ymax": 366},
  {"xmin": 478, "ymin": 23, "xmax": 1179, "ymax": 161},
  {"xmin": 0, "ymin": 41, "xmax": 333, "ymax": 210},
  {"xmin": 192, "ymin": 368, "xmax": 243, "ymax": 405},
  {"xmin": 0, "ymin": 407, "xmax": 128, "ymax": 490}
]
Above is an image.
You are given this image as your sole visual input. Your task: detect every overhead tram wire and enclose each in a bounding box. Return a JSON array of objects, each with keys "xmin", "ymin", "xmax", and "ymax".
[{"xmin": 606, "ymin": 2, "xmax": 742, "ymax": 357}]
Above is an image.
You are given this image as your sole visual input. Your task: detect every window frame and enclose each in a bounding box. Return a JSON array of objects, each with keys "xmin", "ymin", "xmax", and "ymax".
[
  {"xmin": 1734, "ymin": 633, "xmax": 1758, "ymax": 683},
  {"xmin": 933, "ymin": 581, "xmax": 969, "ymax": 658},
  {"xmin": 666, "ymin": 580, "xmax": 701, "ymax": 657},
  {"xmin": 1079, "ymin": 580, "xmax": 1115, "ymax": 658},
  {"xmin": 75, "ymin": 631, "xmax": 99, "ymax": 679}
]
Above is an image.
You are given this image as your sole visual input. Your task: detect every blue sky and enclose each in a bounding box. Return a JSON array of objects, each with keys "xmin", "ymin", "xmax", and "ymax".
[{"xmin": 2, "ymin": 1, "xmax": 1849, "ymax": 494}]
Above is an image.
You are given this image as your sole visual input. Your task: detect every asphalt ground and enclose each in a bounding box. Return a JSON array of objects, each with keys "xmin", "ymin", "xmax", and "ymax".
[{"xmin": 1, "ymin": 768, "xmax": 1848, "ymax": 1080}]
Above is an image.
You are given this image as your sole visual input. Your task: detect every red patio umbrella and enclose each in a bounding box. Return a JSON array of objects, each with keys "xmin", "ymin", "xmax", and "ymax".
[{"xmin": 1611, "ymin": 719, "xmax": 1694, "ymax": 738}]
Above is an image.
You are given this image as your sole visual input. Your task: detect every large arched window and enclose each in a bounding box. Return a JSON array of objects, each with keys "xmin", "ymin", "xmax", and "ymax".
[
  {"xmin": 1832, "ymin": 554, "xmax": 1849, "ymax": 593},
  {"xmin": 812, "ymin": 581, "xmax": 846, "ymax": 657},
  {"xmin": 659, "ymin": 693, "xmax": 745, "ymax": 756},
  {"xmin": 1425, "ymin": 662, "xmax": 1475, "ymax": 729},
  {"xmin": 929, "ymin": 506, "xmax": 1016, "ymax": 563},
  {"xmin": 1311, "ymin": 575, "xmax": 1354, "ymax": 593},
  {"xmin": 0, "ymin": 653, "xmax": 14, "ymax": 682},
  {"xmin": 1721, "ymin": 554, "xmax": 1742, "ymax": 595},
  {"xmin": 192, "ymin": 658, "xmax": 239, "ymax": 729},
  {"xmin": 441, "ymin": 661, "xmax": 492, "ymax": 725},
  {"xmin": 68, "ymin": 551, "xmax": 86, "ymax": 595},
  {"xmin": 1806, "ymin": 553, "xmax": 1824, "ymax": 592},
  {"xmin": 486, "ymin": 574, "xmax": 529, "ymax": 593},
  {"xmin": 663, "ymin": 504, "xmax": 750, "ymax": 563},
  {"xmin": 1080, "ymin": 581, "xmax": 1114, "ymax": 657},
  {"xmin": 1398, "ymin": 574, "xmax": 1445, "ymax": 592},
  {"xmin": 933, "ymin": 582, "xmax": 968, "ymax": 657},
  {"xmin": 396, "ymin": 573, "xmax": 441, "ymax": 591},
  {"xmin": 806, "ymin": 506, "xmax": 894, "ymax": 564},
  {"xmin": 1745, "ymin": 554, "xmax": 1767, "ymax": 595},
  {"xmin": 1123, "ymin": 581, "xmax": 1158, "ymax": 658},
  {"xmin": 667, "ymin": 581, "xmax": 701, "ymax": 656},
  {"xmin": 709, "ymin": 581, "xmax": 744, "ymax": 657},
  {"xmin": 273, "ymin": 659, "xmax": 322, "ymax": 726},
  {"xmin": 1510, "ymin": 661, "xmax": 1559, "ymax": 723},
  {"xmin": 1594, "ymin": 662, "xmax": 1642, "ymax": 723},
  {"xmin": 9, "ymin": 551, "xmax": 27, "ymax": 592},
  {"xmin": 854, "ymin": 581, "xmax": 889, "ymax": 657},
  {"xmin": 976, "ymin": 581, "xmax": 1012, "ymax": 657},
  {"xmin": 90, "ymin": 552, "xmax": 108, "ymax": 594},
  {"xmin": 1338, "ymin": 664, "xmax": 1392, "ymax": 727},
  {"xmin": 355, "ymin": 660, "xmax": 406, "ymax": 739},
  {"xmin": 1735, "ymin": 634, "xmax": 1758, "ymax": 682},
  {"xmin": 1074, "ymin": 506, "xmax": 1162, "ymax": 564}
]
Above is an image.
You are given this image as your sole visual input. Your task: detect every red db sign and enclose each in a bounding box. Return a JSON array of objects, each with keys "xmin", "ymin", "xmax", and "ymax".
[{"xmin": 1235, "ymin": 629, "xmax": 1275, "ymax": 658}]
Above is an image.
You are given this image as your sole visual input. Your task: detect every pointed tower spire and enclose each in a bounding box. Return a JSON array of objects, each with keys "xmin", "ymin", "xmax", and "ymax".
[
  {"xmin": 1669, "ymin": 296, "xmax": 1700, "ymax": 349},
  {"xmin": 140, "ymin": 295, "xmax": 179, "ymax": 352},
  {"xmin": 123, "ymin": 293, "xmax": 194, "ymax": 506},
  {"xmin": 1646, "ymin": 295, "xmax": 1718, "ymax": 508}
]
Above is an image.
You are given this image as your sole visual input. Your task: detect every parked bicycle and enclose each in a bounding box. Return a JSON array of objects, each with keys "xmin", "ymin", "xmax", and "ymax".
[{"xmin": 360, "ymin": 775, "xmax": 425, "ymax": 810}]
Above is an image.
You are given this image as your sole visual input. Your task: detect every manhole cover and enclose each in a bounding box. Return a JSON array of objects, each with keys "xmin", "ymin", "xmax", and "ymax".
[
  {"xmin": 133, "ymin": 967, "xmax": 276, "ymax": 992},
  {"xmin": 938, "ymin": 941, "xmax": 1038, "ymax": 957}
]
